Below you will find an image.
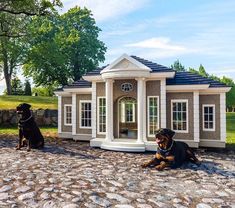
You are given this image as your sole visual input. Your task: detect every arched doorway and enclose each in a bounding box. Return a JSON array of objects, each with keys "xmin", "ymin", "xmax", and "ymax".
[{"xmin": 118, "ymin": 97, "xmax": 137, "ymax": 139}]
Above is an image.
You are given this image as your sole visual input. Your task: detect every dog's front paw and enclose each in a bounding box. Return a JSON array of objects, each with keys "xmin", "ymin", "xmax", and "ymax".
[
  {"xmin": 155, "ymin": 164, "xmax": 165, "ymax": 171},
  {"xmin": 141, "ymin": 162, "xmax": 150, "ymax": 168},
  {"xmin": 16, "ymin": 145, "xmax": 21, "ymax": 150},
  {"xmin": 27, "ymin": 148, "xmax": 31, "ymax": 152}
]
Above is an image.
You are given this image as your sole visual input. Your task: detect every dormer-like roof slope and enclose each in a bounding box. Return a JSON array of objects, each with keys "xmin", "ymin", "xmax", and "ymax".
[
  {"xmin": 131, "ymin": 55, "xmax": 174, "ymax": 72},
  {"xmin": 63, "ymin": 79, "xmax": 92, "ymax": 88},
  {"xmin": 166, "ymin": 71, "xmax": 227, "ymax": 87}
]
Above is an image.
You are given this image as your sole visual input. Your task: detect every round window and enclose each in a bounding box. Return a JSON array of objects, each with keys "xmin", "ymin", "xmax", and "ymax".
[{"xmin": 121, "ymin": 83, "xmax": 133, "ymax": 92}]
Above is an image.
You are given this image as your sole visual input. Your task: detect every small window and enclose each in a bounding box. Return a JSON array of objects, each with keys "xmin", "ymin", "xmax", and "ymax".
[
  {"xmin": 203, "ymin": 105, "xmax": 215, "ymax": 131},
  {"xmin": 171, "ymin": 100, "xmax": 188, "ymax": 133},
  {"xmin": 148, "ymin": 96, "xmax": 159, "ymax": 136},
  {"xmin": 64, "ymin": 105, "xmax": 72, "ymax": 126},
  {"xmin": 80, "ymin": 101, "xmax": 92, "ymax": 128},
  {"xmin": 98, "ymin": 97, "xmax": 106, "ymax": 134},
  {"xmin": 120, "ymin": 97, "xmax": 136, "ymax": 123}
]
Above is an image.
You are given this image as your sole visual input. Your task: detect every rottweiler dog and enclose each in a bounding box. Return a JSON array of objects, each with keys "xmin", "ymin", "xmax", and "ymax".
[
  {"xmin": 16, "ymin": 103, "xmax": 44, "ymax": 151},
  {"xmin": 142, "ymin": 128, "xmax": 200, "ymax": 170}
]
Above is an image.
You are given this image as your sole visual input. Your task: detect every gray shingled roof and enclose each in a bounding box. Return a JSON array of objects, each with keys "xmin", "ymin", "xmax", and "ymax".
[
  {"xmin": 63, "ymin": 80, "xmax": 91, "ymax": 88},
  {"xmin": 166, "ymin": 71, "xmax": 228, "ymax": 87},
  {"xmin": 130, "ymin": 55, "xmax": 174, "ymax": 72},
  {"xmin": 60, "ymin": 55, "xmax": 228, "ymax": 89}
]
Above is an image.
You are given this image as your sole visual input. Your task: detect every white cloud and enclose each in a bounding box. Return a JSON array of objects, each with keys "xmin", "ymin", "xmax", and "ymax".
[
  {"xmin": 61, "ymin": 0, "xmax": 149, "ymax": 22},
  {"xmin": 125, "ymin": 37, "xmax": 186, "ymax": 51}
]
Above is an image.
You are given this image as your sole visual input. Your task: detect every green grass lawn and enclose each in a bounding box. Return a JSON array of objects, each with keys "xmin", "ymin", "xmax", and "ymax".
[
  {"xmin": 0, "ymin": 95, "xmax": 58, "ymax": 109},
  {"xmin": 0, "ymin": 126, "xmax": 57, "ymax": 138},
  {"xmin": 226, "ymin": 112, "xmax": 235, "ymax": 147}
]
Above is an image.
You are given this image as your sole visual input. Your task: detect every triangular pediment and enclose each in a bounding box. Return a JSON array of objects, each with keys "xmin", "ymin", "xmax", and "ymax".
[{"xmin": 102, "ymin": 54, "xmax": 151, "ymax": 72}]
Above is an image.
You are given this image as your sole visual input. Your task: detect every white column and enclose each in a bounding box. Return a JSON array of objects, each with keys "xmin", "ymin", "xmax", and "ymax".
[
  {"xmin": 220, "ymin": 93, "xmax": 226, "ymax": 142},
  {"xmin": 137, "ymin": 78, "xmax": 145, "ymax": 143},
  {"xmin": 105, "ymin": 79, "xmax": 113, "ymax": 142},
  {"xmin": 142, "ymin": 80, "xmax": 147, "ymax": 142},
  {"xmin": 160, "ymin": 79, "xmax": 166, "ymax": 128},
  {"xmin": 72, "ymin": 93, "xmax": 77, "ymax": 135},
  {"xmin": 92, "ymin": 82, "xmax": 97, "ymax": 138},
  {"xmin": 193, "ymin": 91, "xmax": 199, "ymax": 142},
  {"xmin": 58, "ymin": 96, "xmax": 62, "ymax": 134}
]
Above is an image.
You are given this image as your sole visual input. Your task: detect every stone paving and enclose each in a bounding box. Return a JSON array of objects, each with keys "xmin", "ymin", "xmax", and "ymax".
[{"xmin": 0, "ymin": 137, "xmax": 234, "ymax": 208}]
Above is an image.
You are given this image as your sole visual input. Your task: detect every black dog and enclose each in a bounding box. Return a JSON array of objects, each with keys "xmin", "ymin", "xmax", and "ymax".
[
  {"xmin": 16, "ymin": 103, "xmax": 44, "ymax": 151},
  {"xmin": 142, "ymin": 128, "xmax": 200, "ymax": 170}
]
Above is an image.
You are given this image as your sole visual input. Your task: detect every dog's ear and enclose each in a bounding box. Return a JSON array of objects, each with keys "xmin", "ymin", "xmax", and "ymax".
[
  {"xmin": 22, "ymin": 103, "xmax": 31, "ymax": 110},
  {"xmin": 165, "ymin": 128, "xmax": 175, "ymax": 139}
]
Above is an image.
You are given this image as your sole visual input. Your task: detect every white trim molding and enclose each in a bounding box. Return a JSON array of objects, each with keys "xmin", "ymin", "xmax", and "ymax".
[
  {"xmin": 171, "ymin": 99, "xmax": 189, "ymax": 133},
  {"xmin": 147, "ymin": 96, "xmax": 160, "ymax": 137},
  {"xmin": 200, "ymin": 87, "xmax": 231, "ymax": 94},
  {"xmin": 63, "ymin": 88, "xmax": 92, "ymax": 93},
  {"xmin": 72, "ymin": 93, "xmax": 77, "ymax": 135},
  {"xmin": 54, "ymin": 91, "xmax": 71, "ymax": 96},
  {"xmin": 92, "ymin": 82, "xmax": 97, "ymax": 138},
  {"xmin": 167, "ymin": 84, "xmax": 209, "ymax": 92},
  {"xmin": 79, "ymin": 100, "xmax": 92, "ymax": 129},
  {"xmin": 202, "ymin": 104, "xmax": 216, "ymax": 132},
  {"xmin": 58, "ymin": 96, "xmax": 62, "ymax": 133},
  {"xmin": 149, "ymin": 72, "xmax": 175, "ymax": 79},
  {"xmin": 220, "ymin": 93, "xmax": 226, "ymax": 142},
  {"xmin": 160, "ymin": 79, "xmax": 166, "ymax": 128},
  {"xmin": 64, "ymin": 104, "xmax": 72, "ymax": 126},
  {"xmin": 193, "ymin": 91, "xmax": 200, "ymax": 142},
  {"xmin": 142, "ymin": 80, "xmax": 147, "ymax": 141},
  {"xmin": 97, "ymin": 96, "xmax": 106, "ymax": 135}
]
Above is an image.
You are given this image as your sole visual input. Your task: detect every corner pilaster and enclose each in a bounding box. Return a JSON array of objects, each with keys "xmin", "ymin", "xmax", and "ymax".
[
  {"xmin": 92, "ymin": 82, "xmax": 97, "ymax": 138},
  {"xmin": 193, "ymin": 91, "xmax": 199, "ymax": 142},
  {"xmin": 160, "ymin": 79, "xmax": 166, "ymax": 128},
  {"xmin": 220, "ymin": 93, "xmax": 226, "ymax": 142}
]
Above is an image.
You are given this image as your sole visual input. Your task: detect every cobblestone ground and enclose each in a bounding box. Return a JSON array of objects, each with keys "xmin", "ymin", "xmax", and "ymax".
[{"xmin": 0, "ymin": 138, "xmax": 234, "ymax": 208}]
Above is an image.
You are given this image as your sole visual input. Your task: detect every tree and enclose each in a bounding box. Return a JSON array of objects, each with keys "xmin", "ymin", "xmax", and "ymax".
[
  {"xmin": 24, "ymin": 7, "xmax": 107, "ymax": 87},
  {"xmin": 0, "ymin": 36, "xmax": 26, "ymax": 94},
  {"xmin": 11, "ymin": 75, "xmax": 24, "ymax": 95},
  {"xmin": 198, "ymin": 64, "xmax": 208, "ymax": 77},
  {"xmin": 0, "ymin": 0, "xmax": 62, "ymax": 37},
  {"xmin": 171, "ymin": 60, "xmax": 186, "ymax": 72},
  {"xmin": 24, "ymin": 79, "xmax": 32, "ymax": 95},
  {"xmin": 0, "ymin": 0, "xmax": 61, "ymax": 94}
]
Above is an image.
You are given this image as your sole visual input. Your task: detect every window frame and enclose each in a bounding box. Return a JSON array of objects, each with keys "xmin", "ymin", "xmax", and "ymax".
[
  {"xmin": 120, "ymin": 99, "xmax": 136, "ymax": 123},
  {"xmin": 79, "ymin": 100, "xmax": 92, "ymax": 129},
  {"xmin": 64, "ymin": 104, "xmax": 72, "ymax": 126},
  {"xmin": 202, "ymin": 104, "xmax": 215, "ymax": 131},
  {"xmin": 97, "ymin": 96, "xmax": 106, "ymax": 135},
  {"xmin": 171, "ymin": 99, "xmax": 189, "ymax": 133},
  {"xmin": 147, "ymin": 96, "xmax": 159, "ymax": 137}
]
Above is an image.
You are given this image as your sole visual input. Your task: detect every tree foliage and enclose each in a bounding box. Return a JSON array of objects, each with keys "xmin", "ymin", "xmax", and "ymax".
[
  {"xmin": 171, "ymin": 60, "xmax": 186, "ymax": 72},
  {"xmin": 24, "ymin": 79, "xmax": 32, "ymax": 96},
  {"xmin": 11, "ymin": 75, "xmax": 24, "ymax": 95},
  {"xmin": 0, "ymin": 0, "xmax": 62, "ymax": 37},
  {"xmin": 24, "ymin": 7, "xmax": 106, "ymax": 86}
]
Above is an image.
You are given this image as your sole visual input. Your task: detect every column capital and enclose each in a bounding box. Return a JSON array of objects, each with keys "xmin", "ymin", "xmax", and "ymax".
[{"xmin": 135, "ymin": 77, "xmax": 146, "ymax": 81}]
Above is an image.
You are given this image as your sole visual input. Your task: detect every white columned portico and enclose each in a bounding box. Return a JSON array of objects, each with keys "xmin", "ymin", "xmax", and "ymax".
[
  {"xmin": 105, "ymin": 78, "xmax": 114, "ymax": 142},
  {"xmin": 160, "ymin": 79, "xmax": 166, "ymax": 128},
  {"xmin": 91, "ymin": 82, "xmax": 97, "ymax": 138},
  {"xmin": 136, "ymin": 78, "xmax": 145, "ymax": 143}
]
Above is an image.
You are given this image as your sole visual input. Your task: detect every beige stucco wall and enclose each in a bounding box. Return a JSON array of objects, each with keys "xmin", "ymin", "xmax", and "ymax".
[
  {"xmin": 62, "ymin": 96, "xmax": 72, "ymax": 132},
  {"xmin": 76, "ymin": 94, "xmax": 92, "ymax": 135},
  {"xmin": 146, "ymin": 80, "xmax": 161, "ymax": 141},
  {"xmin": 199, "ymin": 94, "xmax": 220, "ymax": 140},
  {"xmin": 166, "ymin": 92, "xmax": 194, "ymax": 140}
]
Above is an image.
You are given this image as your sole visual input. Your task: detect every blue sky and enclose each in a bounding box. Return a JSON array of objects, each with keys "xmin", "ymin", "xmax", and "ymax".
[{"xmin": 0, "ymin": 0, "xmax": 235, "ymax": 94}]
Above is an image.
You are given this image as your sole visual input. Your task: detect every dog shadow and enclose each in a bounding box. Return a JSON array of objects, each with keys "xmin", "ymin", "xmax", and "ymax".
[
  {"xmin": 0, "ymin": 138, "xmax": 96, "ymax": 160},
  {"xmin": 181, "ymin": 160, "xmax": 235, "ymax": 178}
]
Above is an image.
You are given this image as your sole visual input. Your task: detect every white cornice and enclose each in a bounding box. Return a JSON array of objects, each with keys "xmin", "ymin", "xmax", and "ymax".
[
  {"xmin": 82, "ymin": 75, "xmax": 103, "ymax": 82},
  {"xmin": 148, "ymin": 72, "xmax": 175, "ymax": 79},
  {"xmin": 166, "ymin": 84, "xmax": 209, "ymax": 92},
  {"xmin": 63, "ymin": 88, "xmax": 92, "ymax": 93},
  {"xmin": 200, "ymin": 87, "xmax": 231, "ymax": 94},
  {"xmin": 54, "ymin": 91, "xmax": 71, "ymax": 96},
  {"xmin": 101, "ymin": 70, "xmax": 150, "ymax": 79}
]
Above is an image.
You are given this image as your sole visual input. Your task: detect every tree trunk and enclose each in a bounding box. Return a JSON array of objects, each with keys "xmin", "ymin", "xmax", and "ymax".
[{"xmin": 1, "ymin": 38, "xmax": 12, "ymax": 95}]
